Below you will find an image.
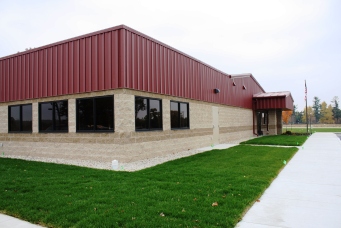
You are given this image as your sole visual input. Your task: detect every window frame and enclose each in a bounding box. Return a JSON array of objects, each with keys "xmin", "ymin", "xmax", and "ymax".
[
  {"xmin": 170, "ymin": 101, "xmax": 190, "ymax": 129},
  {"xmin": 76, "ymin": 95, "xmax": 114, "ymax": 133},
  {"xmin": 39, "ymin": 100, "xmax": 69, "ymax": 133},
  {"xmin": 8, "ymin": 104, "xmax": 32, "ymax": 133},
  {"xmin": 135, "ymin": 96, "xmax": 163, "ymax": 131}
]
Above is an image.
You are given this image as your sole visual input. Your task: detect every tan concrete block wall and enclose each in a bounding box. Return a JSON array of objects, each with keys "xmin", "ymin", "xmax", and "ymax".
[
  {"xmin": 0, "ymin": 88, "xmax": 256, "ymax": 165},
  {"xmin": 32, "ymin": 102, "xmax": 38, "ymax": 133},
  {"xmin": 114, "ymin": 93, "xmax": 135, "ymax": 132},
  {"xmin": 0, "ymin": 129, "xmax": 213, "ymax": 163},
  {"xmin": 162, "ymin": 99, "xmax": 170, "ymax": 130},
  {"xmin": 190, "ymin": 102, "xmax": 212, "ymax": 129},
  {"xmin": 0, "ymin": 105, "xmax": 7, "ymax": 133},
  {"xmin": 219, "ymin": 106, "xmax": 254, "ymax": 143},
  {"xmin": 68, "ymin": 99, "xmax": 76, "ymax": 133},
  {"xmin": 268, "ymin": 110, "xmax": 277, "ymax": 135},
  {"xmin": 219, "ymin": 106, "xmax": 253, "ymax": 127},
  {"xmin": 276, "ymin": 110, "xmax": 283, "ymax": 134}
]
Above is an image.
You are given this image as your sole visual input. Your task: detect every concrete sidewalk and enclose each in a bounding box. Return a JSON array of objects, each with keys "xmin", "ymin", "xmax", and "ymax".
[
  {"xmin": 0, "ymin": 213, "xmax": 43, "ymax": 228},
  {"xmin": 236, "ymin": 133, "xmax": 341, "ymax": 228}
]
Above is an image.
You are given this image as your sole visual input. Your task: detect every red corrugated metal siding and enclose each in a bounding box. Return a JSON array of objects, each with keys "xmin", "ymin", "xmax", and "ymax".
[
  {"xmin": 253, "ymin": 92, "xmax": 295, "ymax": 110},
  {"xmin": 0, "ymin": 25, "xmax": 265, "ymax": 109},
  {"xmin": 254, "ymin": 97, "xmax": 293, "ymax": 110},
  {"xmin": 0, "ymin": 29, "xmax": 123, "ymax": 102},
  {"xmin": 123, "ymin": 28, "xmax": 264, "ymax": 108}
]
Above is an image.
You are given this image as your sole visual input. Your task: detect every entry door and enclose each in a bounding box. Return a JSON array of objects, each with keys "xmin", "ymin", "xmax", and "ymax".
[{"xmin": 212, "ymin": 107, "xmax": 219, "ymax": 145}]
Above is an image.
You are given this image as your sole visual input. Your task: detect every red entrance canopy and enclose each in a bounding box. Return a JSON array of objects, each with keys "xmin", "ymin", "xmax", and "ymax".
[{"xmin": 253, "ymin": 91, "xmax": 294, "ymax": 110}]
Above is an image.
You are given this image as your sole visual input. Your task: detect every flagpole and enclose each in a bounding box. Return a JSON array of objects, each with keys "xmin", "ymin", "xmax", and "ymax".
[{"xmin": 305, "ymin": 80, "xmax": 308, "ymax": 133}]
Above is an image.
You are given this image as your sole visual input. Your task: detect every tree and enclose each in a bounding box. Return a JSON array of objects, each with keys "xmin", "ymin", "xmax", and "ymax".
[
  {"xmin": 293, "ymin": 105, "xmax": 303, "ymax": 123},
  {"xmin": 295, "ymin": 111, "xmax": 303, "ymax": 124},
  {"xmin": 292, "ymin": 105, "xmax": 297, "ymax": 123},
  {"xmin": 331, "ymin": 96, "xmax": 341, "ymax": 123},
  {"xmin": 302, "ymin": 106, "xmax": 314, "ymax": 124},
  {"xmin": 320, "ymin": 102, "xmax": 334, "ymax": 124},
  {"xmin": 135, "ymin": 97, "xmax": 146, "ymax": 119},
  {"xmin": 282, "ymin": 110, "xmax": 293, "ymax": 124},
  {"xmin": 312, "ymin": 96, "xmax": 322, "ymax": 123}
]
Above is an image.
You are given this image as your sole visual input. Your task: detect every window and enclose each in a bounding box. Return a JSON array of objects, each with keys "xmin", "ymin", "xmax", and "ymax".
[
  {"xmin": 39, "ymin": 100, "xmax": 68, "ymax": 132},
  {"xmin": 8, "ymin": 104, "xmax": 32, "ymax": 132},
  {"xmin": 76, "ymin": 96, "xmax": 114, "ymax": 132},
  {"xmin": 170, "ymin": 101, "xmax": 189, "ymax": 129},
  {"xmin": 135, "ymin": 96, "xmax": 162, "ymax": 130}
]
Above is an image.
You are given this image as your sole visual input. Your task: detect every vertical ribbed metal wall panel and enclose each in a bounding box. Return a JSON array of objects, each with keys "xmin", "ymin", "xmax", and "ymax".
[
  {"xmin": 0, "ymin": 31, "xmax": 122, "ymax": 103},
  {"xmin": 254, "ymin": 97, "xmax": 294, "ymax": 110},
  {"xmin": 13, "ymin": 56, "xmax": 18, "ymax": 101},
  {"xmin": 0, "ymin": 61, "xmax": 2, "ymax": 102},
  {"xmin": 79, "ymin": 38, "xmax": 85, "ymax": 93},
  {"xmin": 57, "ymin": 45, "xmax": 62, "ymax": 96},
  {"xmin": 118, "ymin": 29, "xmax": 126, "ymax": 88},
  {"xmin": 51, "ymin": 46, "xmax": 57, "ymax": 96},
  {"xmin": 0, "ymin": 61, "xmax": 3, "ymax": 102},
  {"xmin": 8, "ymin": 58, "xmax": 12, "ymax": 101},
  {"xmin": 63, "ymin": 43, "xmax": 68, "ymax": 94},
  {"xmin": 122, "ymin": 27, "xmax": 270, "ymax": 108},
  {"xmin": 97, "ymin": 36, "xmax": 103, "ymax": 90},
  {"xmin": 0, "ymin": 26, "xmax": 265, "ymax": 109}
]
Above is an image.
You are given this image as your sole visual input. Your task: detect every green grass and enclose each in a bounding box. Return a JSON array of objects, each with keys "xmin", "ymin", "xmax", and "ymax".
[
  {"xmin": 0, "ymin": 145, "xmax": 297, "ymax": 228},
  {"xmin": 241, "ymin": 135, "xmax": 308, "ymax": 146},
  {"xmin": 284, "ymin": 127, "xmax": 341, "ymax": 133}
]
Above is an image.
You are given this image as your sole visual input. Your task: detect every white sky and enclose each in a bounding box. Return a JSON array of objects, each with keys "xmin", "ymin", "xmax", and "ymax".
[{"xmin": 1, "ymin": 0, "xmax": 340, "ymax": 111}]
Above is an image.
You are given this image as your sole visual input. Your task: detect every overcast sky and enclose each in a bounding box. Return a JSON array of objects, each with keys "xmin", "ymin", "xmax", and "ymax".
[{"xmin": 1, "ymin": 0, "xmax": 340, "ymax": 111}]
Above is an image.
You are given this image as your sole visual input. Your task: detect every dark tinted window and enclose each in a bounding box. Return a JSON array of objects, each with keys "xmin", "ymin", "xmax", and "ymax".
[
  {"xmin": 149, "ymin": 99, "xmax": 162, "ymax": 129},
  {"xmin": 22, "ymin": 105, "xmax": 32, "ymax": 131},
  {"xmin": 180, "ymin": 103, "xmax": 189, "ymax": 128},
  {"xmin": 9, "ymin": 106, "xmax": 20, "ymax": 131},
  {"xmin": 170, "ymin": 102, "xmax": 179, "ymax": 129},
  {"xmin": 96, "ymin": 96, "xmax": 114, "ymax": 131},
  {"xmin": 170, "ymin": 101, "xmax": 189, "ymax": 129},
  {"xmin": 8, "ymin": 104, "xmax": 32, "ymax": 132},
  {"xmin": 54, "ymin": 101, "xmax": 68, "ymax": 131},
  {"xmin": 77, "ymin": 99, "xmax": 94, "ymax": 131},
  {"xmin": 40, "ymin": 102, "xmax": 53, "ymax": 131},
  {"xmin": 135, "ymin": 97, "xmax": 148, "ymax": 130},
  {"xmin": 135, "ymin": 97, "xmax": 162, "ymax": 131},
  {"xmin": 39, "ymin": 100, "xmax": 68, "ymax": 132},
  {"xmin": 76, "ymin": 96, "xmax": 114, "ymax": 132}
]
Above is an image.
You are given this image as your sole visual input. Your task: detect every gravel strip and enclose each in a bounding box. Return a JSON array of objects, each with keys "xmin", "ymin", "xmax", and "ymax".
[{"xmin": 2, "ymin": 143, "xmax": 241, "ymax": 172}]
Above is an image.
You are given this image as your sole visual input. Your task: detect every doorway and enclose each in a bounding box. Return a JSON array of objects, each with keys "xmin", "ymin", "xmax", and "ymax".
[{"xmin": 256, "ymin": 110, "xmax": 268, "ymax": 135}]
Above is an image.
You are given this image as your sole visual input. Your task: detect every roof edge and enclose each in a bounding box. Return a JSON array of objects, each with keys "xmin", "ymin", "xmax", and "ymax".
[
  {"xmin": 0, "ymin": 24, "xmax": 127, "ymax": 60},
  {"xmin": 253, "ymin": 91, "xmax": 294, "ymax": 102}
]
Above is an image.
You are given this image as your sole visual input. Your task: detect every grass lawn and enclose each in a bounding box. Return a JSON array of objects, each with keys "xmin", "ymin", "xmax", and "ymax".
[
  {"xmin": 240, "ymin": 135, "xmax": 308, "ymax": 146},
  {"xmin": 284, "ymin": 127, "xmax": 341, "ymax": 133},
  {"xmin": 0, "ymin": 145, "xmax": 297, "ymax": 228}
]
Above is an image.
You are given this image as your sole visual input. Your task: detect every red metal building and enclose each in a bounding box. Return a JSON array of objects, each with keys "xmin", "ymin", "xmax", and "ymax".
[{"xmin": 0, "ymin": 25, "xmax": 294, "ymax": 167}]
